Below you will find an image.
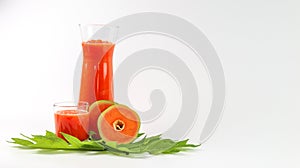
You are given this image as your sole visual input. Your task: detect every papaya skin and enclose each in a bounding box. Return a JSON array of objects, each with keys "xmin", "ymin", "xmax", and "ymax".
[
  {"xmin": 89, "ymin": 100, "xmax": 115, "ymax": 139},
  {"xmin": 97, "ymin": 104, "xmax": 140, "ymax": 144}
]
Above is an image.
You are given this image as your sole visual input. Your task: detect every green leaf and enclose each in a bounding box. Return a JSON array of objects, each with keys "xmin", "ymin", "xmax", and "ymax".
[
  {"xmin": 184, "ymin": 144, "xmax": 201, "ymax": 148},
  {"xmin": 98, "ymin": 141, "xmax": 129, "ymax": 155},
  {"xmin": 174, "ymin": 139, "xmax": 189, "ymax": 146},
  {"xmin": 9, "ymin": 131, "xmax": 200, "ymax": 156},
  {"xmin": 136, "ymin": 133, "xmax": 145, "ymax": 139},
  {"xmin": 146, "ymin": 139, "xmax": 176, "ymax": 154},
  {"xmin": 10, "ymin": 138, "xmax": 34, "ymax": 146},
  {"xmin": 80, "ymin": 141, "xmax": 105, "ymax": 150},
  {"xmin": 60, "ymin": 132, "xmax": 82, "ymax": 148},
  {"xmin": 117, "ymin": 147, "xmax": 130, "ymax": 152},
  {"xmin": 45, "ymin": 130, "xmax": 58, "ymax": 138},
  {"xmin": 29, "ymin": 132, "xmax": 70, "ymax": 149},
  {"xmin": 162, "ymin": 139, "xmax": 201, "ymax": 154},
  {"xmin": 143, "ymin": 134, "xmax": 162, "ymax": 144},
  {"xmin": 117, "ymin": 134, "xmax": 161, "ymax": 153},
  {"xmin": 105, "ymin": 141, "xmax": 118, "ymax": 148}
]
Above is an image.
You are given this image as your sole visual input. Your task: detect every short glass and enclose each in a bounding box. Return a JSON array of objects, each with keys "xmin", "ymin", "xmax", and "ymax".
[{"xmin": 53, "ymin": 101, "xmax": 89, "ymax": 141}]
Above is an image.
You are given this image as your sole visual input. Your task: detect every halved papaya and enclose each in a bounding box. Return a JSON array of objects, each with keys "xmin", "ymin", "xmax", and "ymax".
[
  {"xmin": 89, "ymin": 100, "xmax": 115, "ymax": 139},
  {"xmin": 97, "ymin": 104, "xmax": 140, "ymax": 144}
]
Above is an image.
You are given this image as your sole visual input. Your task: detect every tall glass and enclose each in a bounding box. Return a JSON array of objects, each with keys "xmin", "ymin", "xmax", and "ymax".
[
  {"xmin": 79, "ymin": 24, "xmax": 118, "ymax": 138},
  {"xmin": 79, "ymin": 24, "xmax": 118, "ymax": 105}
]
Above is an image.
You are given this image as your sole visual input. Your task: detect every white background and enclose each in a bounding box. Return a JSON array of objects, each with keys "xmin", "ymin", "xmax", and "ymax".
[{"xmin": 0, "ymin": 0, "xmax": 299, "ymax": 167}]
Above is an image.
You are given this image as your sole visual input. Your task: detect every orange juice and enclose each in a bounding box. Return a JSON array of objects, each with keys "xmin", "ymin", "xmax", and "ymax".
[
  {"xmin": 54, "ymin": 110, "xmax": 89, "ymax": 141},
  {"xmin": 79, "ymin": 40, "xmax": 115, "ymax": 105}
]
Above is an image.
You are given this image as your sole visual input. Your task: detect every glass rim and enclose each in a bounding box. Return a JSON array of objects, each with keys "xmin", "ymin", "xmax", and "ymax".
[{"xmin": 53, "ymin": 101, "xmax": 89, "ymax": 108}]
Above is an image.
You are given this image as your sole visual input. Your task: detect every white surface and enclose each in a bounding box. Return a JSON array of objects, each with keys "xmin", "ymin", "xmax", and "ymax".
[{"xmin": 0, "ymin": 0, "xmax": 299, "ymax": 167}]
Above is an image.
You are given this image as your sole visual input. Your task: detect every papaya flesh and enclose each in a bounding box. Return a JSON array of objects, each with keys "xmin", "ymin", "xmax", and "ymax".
[
  {"xmin": 89, "ymin": 100, "xmax": 115, "ymax": 139},
  {"xmin": 97, "ymin": 104, "xmax": 140, "ymax": 144}
]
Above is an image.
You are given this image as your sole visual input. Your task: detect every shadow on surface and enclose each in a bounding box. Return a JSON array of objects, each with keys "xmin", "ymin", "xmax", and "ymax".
[{"xmin": 10, "ymin": 145, "xmax": 152, "ymax": 158}]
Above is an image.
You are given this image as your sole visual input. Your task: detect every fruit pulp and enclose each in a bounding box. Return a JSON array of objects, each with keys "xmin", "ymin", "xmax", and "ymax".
[
  {"xmin": 89, "ymin": 100, "xmax": 115, "ymax": 139},
  {"xmin": 98, "ymin": 105, "xmax": 140, "ymax": 144}
]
